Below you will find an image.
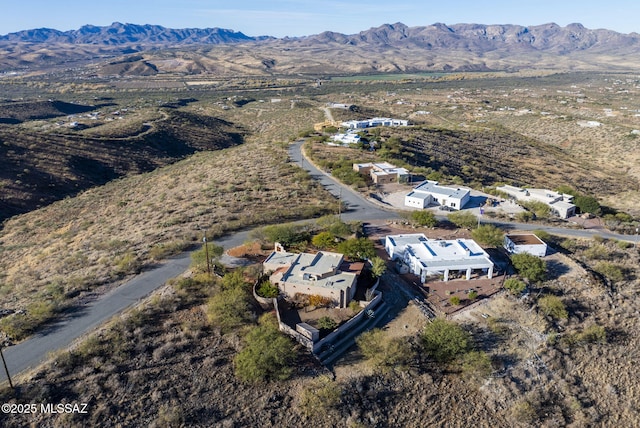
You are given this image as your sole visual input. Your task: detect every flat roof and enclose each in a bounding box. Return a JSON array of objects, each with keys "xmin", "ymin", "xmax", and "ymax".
[
  {"xmin": 264, "ymin": 251, "xmax": 298, "ymax": 268},
  {"xmin": 506, "ymin": 234, "xmax": 545, "ymax": 246},
  {"xmin": 413, "ymin": 181, "xmax": 470, "ymax": 199},
  {"xmin": 278, "ymin": 251, "xmax": 356, "ymax": 292},
  {"xmin": 551, "ymin": 200, "xmax": 576, "ymax": 211},
  {"xmin": 386, "ymin": 234, "xmax": 493, "ymax": 269}
]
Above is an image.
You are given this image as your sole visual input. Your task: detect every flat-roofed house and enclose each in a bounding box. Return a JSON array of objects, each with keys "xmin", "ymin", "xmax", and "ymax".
[
  {"xmin": 404, "ymin": 180, "xmax": 470, "ymax": 210},
  {"xmin": 504, "ymin": 233, "xmax": 548, "ymax": 257},
  {"xmin": 384, "ymin": 233, "xmax": 494, "ymax": 282},
  {"xmin": 341, "ymin": 117, "xmax": 409, "ymax": 129},
  {"xmin": 263, "ymin": 248, "xmax": 358, "ymax": 308},
  {"xmin": 353, "ymin": 162, "xmax": 410, "ymax": 184},
  {"xmin": 497, "ymin": 185, "xmax": 576, "ymax": 218}
]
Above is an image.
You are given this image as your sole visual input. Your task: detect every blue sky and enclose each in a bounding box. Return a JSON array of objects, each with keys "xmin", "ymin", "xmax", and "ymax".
[{"xmin": 2, "ymin": 0, "xmax": 639, "ymax": 37}]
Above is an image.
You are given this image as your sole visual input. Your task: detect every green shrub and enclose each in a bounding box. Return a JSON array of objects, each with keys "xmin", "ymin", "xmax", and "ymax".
[
  {"xmin": 516, "ymin": 211, "xmax": 533, "ymax": 223},
  {"xmin": 560, "ymin": 238, "xmax": 578, "ymax": 251},
  {"xmin": 583, "ymin": 244, "xmax": 609, "ymax": 260},
  {"xmin": 299, "ymin": 375, "xmax": 342, "ymax": 417},
  {"xmin": 255, "ymin": 223, "xmax": 310, "ymax": 246},
  {"xmin": 256, "ymin": 280, "xmax": 279, "ymax": 298},
  {"xmin": 337, "ymin": 238, "xmax": 375, "ymax": 260},
  {"xmin": 114, "ymin": 251, "xmax": 140, "ymax": 275},
  {"xmin": 0, "ymin": 300, "xmax": 57, "ymax": 341},
  {"xmin": 520, "ymin": 200, "xmax": 551, "ymax": 218},
  {"xmin": 447, "ymin": 211, "xmax": 477, "ymax": 229},
  {"xmin": 317, "ymin": 316, "xmax": 338, "ymax": 331},
  {"xmin": 594, "ymin": 262, "xmax": 625, "ymax": 283},
  {"xmin": 511, "ymin": 253, "xmax": 546, "ymax": 283},
  {"xmin": 312, "ymin": 231, "xmax": 336, "ymax": 249},
  {"xmin": 410, "ymin": 210, "xmax": 438, "ymax": 227},
  {"xmin": 575, "ymin": 325, "xmax": 607, "ymax": 344},
  {"xmin": 421, "ymin": 318, "xmax": 470, "ymax": 363},
  {"xmin": 575, "ymin": 195, "xmax": 601, "ymax": 215},
  {"xmin": 349, "ymin": 300, "xmax": 361, "ymax": 313},
  {"xmin": 234, "ymin": 314, "xmax": 297, "ymax": 382},
  {"xmin": 369, "ymin": 256, "xmax": 387, "ymax": 278},
  {"xmin": 538, "ymin": 295, "xmax": 568, "ymax": 320},
  {"xmin": 221, "ymin": 270, "xmax": 250, "ymax": 291},
  {"xmin": 190, "ymin": 244, "xmax": 223, "ymax": 273},
  {"xmin": 461, "ymin": 350, "xmax": 492, "ymax": 378},
  {"xmin": 449, "ymin": 296, "xmax": 461, "ymax": 306},
  {"xmin": 511, "ymin": 400, "xmax": 537, "ymax": 424},
  {"xmin": 315, "ymin": 215, "xmax": 352, "ymax": 237},
  {"xmin": 616, "ymin": 240, "xmax": 632, "ymax": 250},
  {"xmin": 503, "ymin": 278, "xmax": 526, "ymax": 296},
  {"xmin": 356, "ymin": 328, "xmax": 414, "ymax": 372},
  {"xmin": 468, "ymin": 290, "xmax": 478, "ymax": 300},
  {"xmin": 206, "ymin": 287, "xmax": 253, "ymax": 333},
  {"xmin": 471, "ymin": 224, "xmax": 504, "ymax": 247}
]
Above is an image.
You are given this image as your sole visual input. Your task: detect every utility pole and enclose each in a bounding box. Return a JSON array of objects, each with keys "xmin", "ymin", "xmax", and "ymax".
[
  {"xmin": 203, "ymin": 235, "xmax": 211, "ymax": 277},
  {"xmin": 338, "ymin": 187, "xmax": 342, "ymax": 220},
  {"xmin": 635, "ymin": 228, "xmax": 639, "ymax": 250},
  {"xmin": 0, "ymin": 345, "xmax": 13, "ymax": 390}
]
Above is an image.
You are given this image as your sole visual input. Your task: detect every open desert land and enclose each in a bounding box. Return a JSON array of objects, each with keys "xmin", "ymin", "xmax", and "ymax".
[{"xmin": 0, "ymin": 70, "xmax": 639, "ymax": 427}]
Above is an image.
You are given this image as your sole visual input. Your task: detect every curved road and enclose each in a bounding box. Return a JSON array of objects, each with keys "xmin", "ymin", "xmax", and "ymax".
[
  {"xmin": 2, "ymin": 140, "xmax": 633, "ymax": 384},
  {"xmin": 289, "ymin": 139, "xmax": 635, "ymax": 243},
  {"xmin": 0, "ymin": 232, "xmax": 250, "ymax": 383}
]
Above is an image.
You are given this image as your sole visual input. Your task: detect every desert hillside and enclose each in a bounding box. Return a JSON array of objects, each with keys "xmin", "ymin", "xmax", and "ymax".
[{"xmin": 2, "ymin": 22, "xmax": 640, "ymax": 75}]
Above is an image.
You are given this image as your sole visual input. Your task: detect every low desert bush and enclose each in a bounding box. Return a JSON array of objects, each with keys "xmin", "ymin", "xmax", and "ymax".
[
  {"xmin": 299, "ymin": 375, "xmax": 342, "ymax": 418},
  {"xmin": 234, "ymin": 314, "xmax": 297, "ymax": 382},
  {"xmin": 538, "ymin": 295, "xmax": 568, "ymax": 320},
  {"xmin": 356, "ymin": 328, "xmax": 414, "ymax": 372}
]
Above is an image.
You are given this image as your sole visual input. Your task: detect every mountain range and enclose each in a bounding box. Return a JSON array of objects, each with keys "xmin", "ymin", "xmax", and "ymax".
[{"xmin": 1, "ymin": 21, "xmax": 639, "ymax": 75}]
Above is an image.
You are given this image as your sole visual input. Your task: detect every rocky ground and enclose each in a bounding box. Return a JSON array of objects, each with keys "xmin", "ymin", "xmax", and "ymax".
[{"xmin": 1, "ymin": 237, "xmax": 639, "ymax": 427}]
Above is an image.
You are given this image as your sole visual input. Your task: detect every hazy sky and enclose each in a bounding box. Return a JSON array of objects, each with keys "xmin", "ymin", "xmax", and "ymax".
[{"xmin": 2, "ymin": 0, "xmax": 639, "ymax": 37}]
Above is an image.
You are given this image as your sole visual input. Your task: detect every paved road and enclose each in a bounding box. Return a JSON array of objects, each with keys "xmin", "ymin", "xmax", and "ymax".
[
  {"xmin": 0, "ymin": 232, "xmax": 252, "ymax": 383},
  {"xmin": 289, "ymin": 140, "xmax": 636, "ymax": 243},
  {"xmin": 2, "ymin": 141, "xmax": 632, "ymax": 384},
  {"xmin": 288, "ymin": 140, "xmax": 396, "ymax": 222}
]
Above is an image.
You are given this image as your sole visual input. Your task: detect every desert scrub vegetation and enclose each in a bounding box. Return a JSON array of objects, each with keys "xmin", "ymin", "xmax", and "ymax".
[
  {"xmin": 510, "ymin": 252, "xmax": 547, "ymax": 283},
  {"xmin": 537, "ymin": 295, "xmax": 569, "ymax": 321},
  {"xmin": 0, "ymin": 102, "xmax": 337, "ymax": 340},
  {"xmin": 251, "ymin": 215, "xmax": 361, "ymax": 252},
  {"xmin": 408, "ymin": 209, "xmax": 438, "ymax": 227},
  {"xmin": 298, "ymin": 375, "xmax": 342, "ymax": 418},
  {"xmin": 447, "ymin": 210, "xmax": 478, "ymax": 229},
  {"xmin": 503, "ymin": 278, "xmax": 527, "ymax": 296},
  {"xmin": 356, "ymin": 328, "xmax": 415, "ymax": 372},
  {"xmin": 421, "ymin": 318, "xmax": 490, "ymax": 370},
  {"xmin": 234, "ymin": 313, "xmax": 298, "ymax": 382},
  {"xmin": 471, "ymin": 224, "xmax": 504, "ymax": 247},
  {"xmin": 0, "ymin": 107, "xmax": 244, "ymax": 221}
]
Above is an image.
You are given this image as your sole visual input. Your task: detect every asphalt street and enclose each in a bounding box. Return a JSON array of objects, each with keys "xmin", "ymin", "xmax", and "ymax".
[{"xmin": 1, "ymin": 139, "xmax": 633, "ymax": 384}]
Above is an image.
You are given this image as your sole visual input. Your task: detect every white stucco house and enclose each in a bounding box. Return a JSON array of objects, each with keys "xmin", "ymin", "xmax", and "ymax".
[
  {"xmin": 504, "ymin": 234, "xmax": 548, "ymax": 257},
  {"xmin": 329, "ymin": 132, "xmax": 361, "ymax": 146},
  {"xmin": 341, "ymin": 117, "xmax": 409, "ymax": 129},
  {"xmin": 405, "ymin": 180, "xmax": 471, "ymax": 210},
  {"xmin": 384, "ymin": 234, "xmax": 494, "ymax": 282},
  {"xmin": 497, "ymin": 184, "xmax": 576, "ymax": 219}
]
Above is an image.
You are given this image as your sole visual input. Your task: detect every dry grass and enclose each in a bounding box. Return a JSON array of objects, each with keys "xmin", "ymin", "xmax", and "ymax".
[
  {"xmin": 1, "ymin": 72, "xmax": 640, "ymax": 426},
  {"xmin": 1, "ymin": 232, "xmax": 639, "ymax": 427},
  {"xmin": 0, "ymin": 99, "xmax": 336, "ymax": 340}
]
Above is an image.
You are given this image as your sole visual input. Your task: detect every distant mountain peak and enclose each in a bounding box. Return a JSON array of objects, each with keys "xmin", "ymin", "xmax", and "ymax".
[
  {"xmin": 0, "ymin": 21, "xmax": 638, "ymax": 75},
  {"xmin": 0, "ymin": 22, "xmax": 256, "ymax": 45}
]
